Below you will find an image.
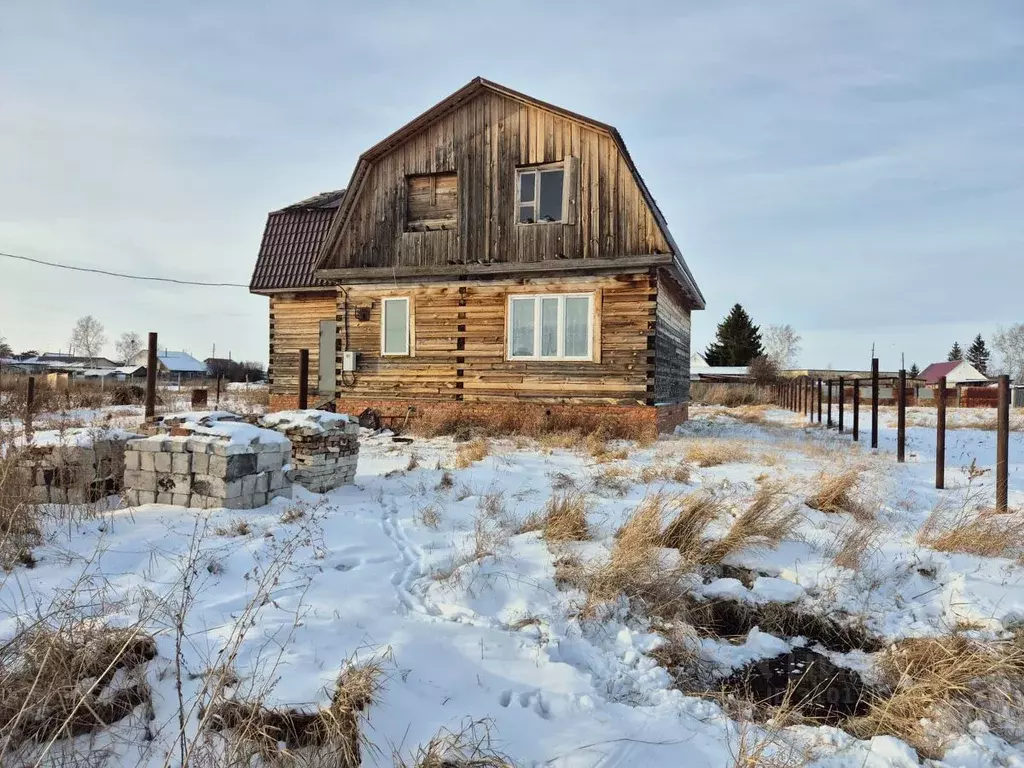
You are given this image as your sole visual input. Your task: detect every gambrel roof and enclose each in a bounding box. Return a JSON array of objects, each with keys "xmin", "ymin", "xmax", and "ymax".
[{"xmin": 313, "ymin": 77, "xmax": 703, "ymax": 307}]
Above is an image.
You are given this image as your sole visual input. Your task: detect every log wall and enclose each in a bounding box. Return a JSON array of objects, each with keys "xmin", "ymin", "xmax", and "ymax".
[
  {"xmin": 334, "ymin": 272, "xmax": 656, "ymax": 405},
  {"xmin": 653, "ymin": 273, "xmax": 692, "ymax": 404},
  {"xmin": 268, "ymin": 292, "xmax": 337, "ymax": 397}
]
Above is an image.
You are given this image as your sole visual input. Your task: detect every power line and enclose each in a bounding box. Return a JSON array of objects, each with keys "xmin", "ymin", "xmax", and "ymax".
[{"xmin": 1, "ymin": 250, "xmax": 250, "ymax": 288}]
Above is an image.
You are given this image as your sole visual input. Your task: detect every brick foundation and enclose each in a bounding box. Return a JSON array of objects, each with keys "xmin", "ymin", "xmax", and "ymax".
[{"xmin": 268, "ymin": 396, "xmax": 688, "ymax": 436}]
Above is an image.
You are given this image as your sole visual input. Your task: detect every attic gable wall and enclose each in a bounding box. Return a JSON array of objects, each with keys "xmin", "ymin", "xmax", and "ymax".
[{"xmin": 325, "ymin": 91, "xmax": 671, "ymax": 270}]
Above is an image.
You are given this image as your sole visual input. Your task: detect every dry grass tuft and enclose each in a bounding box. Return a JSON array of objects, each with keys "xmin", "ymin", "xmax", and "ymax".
[
  {"xmin": 396, "ymin": 718, "xmax": 514, "ymax": 767},
  {"xmin": 454, "ymin": 438, "xmax": 490, "ymax": 469},
  {"xmin": 538, "ymin": 492, "xmax": 589, "ymax": 542},
  {"xmin": 435, "ymin": 470, "xmax": 455, "ymax": 491},
  {"xmin": 701, "ymin": 483, "xmax": 799, "ymax": 565},
  {"xmin": 638, "ymin": 462, "xmax": 692, "ymax": 485},
  {"xmin": 214, "ymin": 518, "xmax": 253, "ymax": 537},
  {"xmin": 590, "ymin": 465, "xmax": 633, "ymax": 496},
  {"xmin": 683, "ymin": 441, "xmax": 751, "ymax": 468},
  {"xmin": 805, "ymin": 469, "xmax": 870, "ymax": 520},
  {"xmin": 847, "ymin": 634, "xmax": 1024, "ymax": 758},
  {"xmin": 204, "ymin": 658, "xmax": 384, "ymax": 767},
  {"xmin": 279, "ymin": 506, "xmax": 306, "ymax": 524},
  {"xmin": 918, "ymin": 504, "xmax": 1024, "ymax": 559},
  {"xmin": 415, "ymin": 503, "xmax": 443, "ymax": 530},
  {"xmin": 827, "ymin": 519, "xmax": 882, "ymax": 570},
  {"xmin": 659, "ymin": 491, "xmax": 723, "ymax": 555},
  {"xmin": 0, "ymin": 623, "xmax": 156, "ymax": 749}
]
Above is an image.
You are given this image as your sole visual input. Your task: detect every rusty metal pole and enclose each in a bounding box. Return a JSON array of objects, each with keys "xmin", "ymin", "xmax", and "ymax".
[
  {"xmin": 852, "ymin": 379, "xmax": 860, "ymax": 441},
  {"xmin": 936, "ymin": 375, "xmax": 946, "ymax": 489},
  {"xmin": 871, "ymin": 358, "xmax": 879, "ymax": 449},
  {"xmin": 838, "ymin": 376, "xmax": 845, "ymax": 433},
  {"xmin": 897, "ymin": 369, "xmax": 907, "ymax": 463},
  {"xmin": 145, "ymin": 332, "xmax": 157, "ymax": 421},
  {"xmin": 996, "ymin": 375, "xmax": 1010, "ymax": 512},
  {"xmin": 298, "ymin": 349, "xmax": 310, "ymax": 410},
  {"xmin": 25, "ymin": 375, "xmax": 35, "ymax": 438},
  {"xmin": 827, "ymin": 380, "xmax": 833, "ymax": 428},
  {"xmin": 215, "ymin": 374, "xmax": 222, "ymax": 408}
]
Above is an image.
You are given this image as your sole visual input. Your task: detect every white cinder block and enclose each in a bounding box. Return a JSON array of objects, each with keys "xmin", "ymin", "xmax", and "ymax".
[
  {"xmin": 171, "ymin": 453, "xmax": 191, "ymax": 474},
  {"xmin": 140, "ymin": 452, "xmax": 156, "ymax": 472},
  {"xmin": 124, "ymin": 451, "xmax": 140, "ymax": 471},
  {"xmin": 154, "ymin": 453, "xmax": 172, "ymax": 473},
  {"xmin": 137, "ymin": 491, "xmax": 157, "ymax": 505}
]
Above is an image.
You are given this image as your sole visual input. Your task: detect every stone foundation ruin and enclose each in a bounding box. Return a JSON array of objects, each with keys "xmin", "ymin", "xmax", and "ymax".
[{"xmin": 17, "ymin": 428, "xmax": 139, "ymax": 505}]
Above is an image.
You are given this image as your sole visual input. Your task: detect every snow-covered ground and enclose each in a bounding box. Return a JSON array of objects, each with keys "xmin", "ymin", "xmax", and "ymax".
[{"xmin": 3, "ymin": 404, "xmax": 1024, "ymax": 766}]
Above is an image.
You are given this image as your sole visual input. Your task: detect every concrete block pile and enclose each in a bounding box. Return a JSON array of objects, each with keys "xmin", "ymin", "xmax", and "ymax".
[
  {"xmin": 122, "ymin": 412, "xmax": 293, "ymax": 509},
  {"xmin": 17, "ymin": 428, "xmax": 139, "ymax": 505},
  {"xmin": 259, "ymin": 411, "xmax": 360, "ymax": 493}
]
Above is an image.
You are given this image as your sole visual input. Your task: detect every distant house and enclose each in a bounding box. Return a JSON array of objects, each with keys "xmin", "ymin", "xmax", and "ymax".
[
  {"xmin": 919, "ymin": 361, "xmax": 989, "ymax": 387},
  {"xmin": 129, "ymin": 350, "xmax": 208, "ymax": 379},
  {"xmin": 18, "ymin": 353, "xmax": 120, "ymax": 374}
]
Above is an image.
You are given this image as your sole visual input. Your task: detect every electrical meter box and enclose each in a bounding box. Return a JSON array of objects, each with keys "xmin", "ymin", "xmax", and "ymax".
[{"xmin": 342, "ymin": 350, "xmax": 357, "ymax": 372}]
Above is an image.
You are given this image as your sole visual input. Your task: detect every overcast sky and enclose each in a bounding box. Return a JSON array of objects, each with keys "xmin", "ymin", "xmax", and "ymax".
[{"xmin": 1, "ymin": 1, "xmax": 1021, "ymax": 372}]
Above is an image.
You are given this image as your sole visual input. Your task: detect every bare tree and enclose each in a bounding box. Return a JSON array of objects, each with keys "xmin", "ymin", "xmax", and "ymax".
[
  {"xmin": 992, "ymin": 323, "xmax": 1024, "ymax": 382},
  {"xmin": 115, "ymin": 331, "xmax": 143, "ymax": 364},
  {"xmin": 763, "ymin": 324, "xmax": 802, "ymax": 369},
  {"xmin": 70, "ymin": 315, "xmax": 108, "ymax": 361},
  {"xmin": 0, "ymin": 334, "xmax": 12, "ymax": 358}
]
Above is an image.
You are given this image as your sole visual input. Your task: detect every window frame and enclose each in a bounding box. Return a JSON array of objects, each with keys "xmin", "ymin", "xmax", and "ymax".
[
  {"xmin": 380, "ymin": 296, "xmax": 411, "ymax": 357},
  {"xmin": 516, "ymin": 163, "xmax": 566, "ymax": 225},
  {"xmin": 505, "ymin": 292, "xmax": 595, "ymax": 362}
]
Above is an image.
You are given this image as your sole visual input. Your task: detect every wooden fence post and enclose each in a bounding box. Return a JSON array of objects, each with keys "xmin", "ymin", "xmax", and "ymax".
[
  {"xmin": 817, "ymin": 378, "xmax": 823, "ymax": 423},
  {"xmin": 838, "ymin": 376, "xmax": 845, "ymax": 433},
  {"xmin": 996, "ymin": 374, "xmax": 1010, "ymax": 512},
  {"xmin": 897, "ymin": 369, "xmax": 907, "ymax": 463},
  {"xmin": 804, "ymin": 378, "xmax": 810, "ymax": 418},
  {"xmin": 145, "ymin": 332, "xmax": 157, "ymax": 421},
  {"xmin": 936, "ymin": 375, "xmax": 946, "ymax": 490},
  {"xmin": 852, "ymin": 379, "xmax": 860, "ymax": 441},
  {"xmin": 298, "ymin": 349, "xmax": 310, "ymax": 410},
  {"xmin": 215, "ymin": 374, "xmax": 223, "ymax": 408},
  {"xmin": 827, "ymin": 380, "xmax": 833, "ymax": 428},
  {"xmin": 871, "ymin": 358, "xmax": 879, "ymax": 449}
]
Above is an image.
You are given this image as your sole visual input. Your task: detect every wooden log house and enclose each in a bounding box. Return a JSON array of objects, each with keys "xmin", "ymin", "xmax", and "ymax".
[{"xmin": 249, "ymin": 78, "xmax": 704, "ymax": 433}]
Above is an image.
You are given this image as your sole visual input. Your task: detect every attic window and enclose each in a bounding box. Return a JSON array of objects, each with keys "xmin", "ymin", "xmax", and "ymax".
[
  {"xmin": 517, "ymin": 165, "xmax": 564, "ymax": 224},
  {"xmin": 406, "ymin": 172, "xmax": 457, "ymax": 232}
]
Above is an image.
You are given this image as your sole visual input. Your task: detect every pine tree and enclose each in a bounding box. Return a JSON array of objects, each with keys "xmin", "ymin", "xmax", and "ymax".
[
  {"xmin": 966, "ymin": 334, "xmax": 990, "ymax": 374},
  {"xmin": 947, "ymin": 342, "xmax": 963, "ymax": 362},
  {"xmin": 704, "ymin": 304, "xmax": 764, "ymax": 366},
  {"xmin": 909, "ymin": 363, "xmax": 920, "ymax": 378}
]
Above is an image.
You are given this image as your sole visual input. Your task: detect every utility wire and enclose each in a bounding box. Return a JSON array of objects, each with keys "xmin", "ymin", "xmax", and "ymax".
[{"xmin": 1, "ymin": 250, "xmax": 250, "ymax": 288}]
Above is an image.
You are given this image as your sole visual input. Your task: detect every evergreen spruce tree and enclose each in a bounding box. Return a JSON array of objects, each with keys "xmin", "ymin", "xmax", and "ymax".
[
  {"xmin": 909, "ymin": 363, "xmax": 920, "ymax": 378},
  {"xmin": 947, "ymin": 342, "xmax": 963, "ymax": 362},
  {"xmin": 704, "ymin": 304, "xmax": 764, "ymax": 366},
  {"xmin": 966, "ymin": 334, "xmax": 990, "ymax": 374}
]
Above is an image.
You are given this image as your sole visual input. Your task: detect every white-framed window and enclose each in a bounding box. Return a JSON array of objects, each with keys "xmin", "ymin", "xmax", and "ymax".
[
  {"xmin": 517, "ymin": 164, "xmax": 565, "ymax": 224},
  {"xmin": 381, "ymin": 297, "xmax": 410, "ymax": 356},
  {"xmin": 506, "ymin": 293, "xmax": 594, "ymax": 361}
]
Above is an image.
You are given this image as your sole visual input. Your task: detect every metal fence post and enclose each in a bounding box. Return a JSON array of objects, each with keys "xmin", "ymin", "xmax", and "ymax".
[
  {"xmin": 996, "ymin": 375, "xmax": 1010, "ymax": 512},
  {"xmin": 897, "ymin": 369, "xmax": 906, "ymax": 463},
  {"xmin": 827, "ymin": 380, "xmax": 833, "ymax": 428},
  {"xmin": 936, "ymin": 375, "xmax": 946, "ymax": 489},
  {"xmin": 298, "ymin": 349, "xmax": 310, "ymax": 410},
  {"xmin": 25, "ymin": 375, "xmax": 36, "ymax": 439},
  {"xmin": 145, "ymin": 332, "xmax": 157, "ymax": 421},
  {"xmin": 852, "ymin": 378, "xmax": 859, "ymax": 441},
  {"xmin": 871, "ymin": 358, "xmax": 879, "ymax": 449},
  {"xmin": 838, "ymin": 376, "xmax": 845, "ymax": 433},
  {"xmin": 817, "ymin": 378, "xmax": 823, "ymax": 423}
]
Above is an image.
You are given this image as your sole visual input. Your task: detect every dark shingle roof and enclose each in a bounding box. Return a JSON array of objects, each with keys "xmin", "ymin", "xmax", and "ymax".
[{"xmin": 249, "ymin": 190, "xmax": 345, "ymax": 293}]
